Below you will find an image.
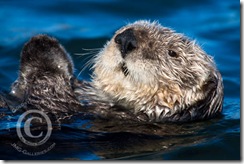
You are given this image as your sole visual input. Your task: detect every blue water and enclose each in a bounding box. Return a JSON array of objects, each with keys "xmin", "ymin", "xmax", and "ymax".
[{"xmin": 0, "ymin": 0, "xmax": 240, "ymax": 160}]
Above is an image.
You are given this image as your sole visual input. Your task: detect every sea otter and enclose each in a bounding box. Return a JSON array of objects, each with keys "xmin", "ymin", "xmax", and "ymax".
[
  {"xmin": 89, "ymin": 20, "xmax": 224, "ymax": 122},
  {"xmin": 0, "ymin": 21, "xmax": 224, "ymax": 123}
]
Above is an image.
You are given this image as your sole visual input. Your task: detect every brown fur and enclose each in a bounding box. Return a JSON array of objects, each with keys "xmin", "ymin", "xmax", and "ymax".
[{"xmin": 91, "ymin": 20, "xmax": 224, "ymax": 122}]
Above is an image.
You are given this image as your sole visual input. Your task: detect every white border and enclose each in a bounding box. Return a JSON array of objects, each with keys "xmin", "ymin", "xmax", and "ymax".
[{"xmin": 1, "ymin": 0, "xmax": 243, "ymax": 163}]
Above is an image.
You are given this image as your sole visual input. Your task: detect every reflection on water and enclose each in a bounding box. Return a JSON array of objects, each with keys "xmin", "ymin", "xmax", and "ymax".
[{"xmin": 0, "ymin": 0, "xmax": 240, "ymax": 160}]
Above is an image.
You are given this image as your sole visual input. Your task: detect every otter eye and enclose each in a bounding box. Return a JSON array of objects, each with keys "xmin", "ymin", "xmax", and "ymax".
[{"xmin": 168, "ymin": 50, "xmax": 178, "ymax": 58}]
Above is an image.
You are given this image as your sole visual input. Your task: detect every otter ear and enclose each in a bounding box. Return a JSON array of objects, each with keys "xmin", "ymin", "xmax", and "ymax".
[
  {"xmin": 202, "ymin": 74, "xmax": 218, "ymax": 96},
  {"xmin": 182, "ymin": 37, "xmax": 189, "ymax": 42}
]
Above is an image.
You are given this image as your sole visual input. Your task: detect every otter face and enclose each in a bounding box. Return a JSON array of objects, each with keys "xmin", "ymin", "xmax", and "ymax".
[
  {"xmin": 95, "ymin": 21, "xmax": 216, "ymax": 87},
  {"xmin": 93, "ymin": 20, "xmax": 223, "ymax": 121}
]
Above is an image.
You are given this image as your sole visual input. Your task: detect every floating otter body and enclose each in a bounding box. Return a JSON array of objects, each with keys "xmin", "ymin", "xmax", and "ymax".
[
  {"xmin": 91, "ymin": 20, "xmax": 224, "ymax": 122},
  {"xmin": 0, "ymin": 20, "xmax": 224, "ymax": 123}
]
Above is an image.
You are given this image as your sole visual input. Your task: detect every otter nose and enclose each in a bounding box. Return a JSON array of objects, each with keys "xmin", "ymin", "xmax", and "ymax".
[{"xmin": 114, "ymin": 29, "xmax": 137, "ymax": 58}]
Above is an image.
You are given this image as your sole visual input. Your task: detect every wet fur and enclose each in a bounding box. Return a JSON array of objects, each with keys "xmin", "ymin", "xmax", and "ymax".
[
  {"xmin": 91, "ymin": 20, "xmax": 224, "ymax": 122},
  {"xmin": 0, "ymin": 21, "xmax": 224, "ymax": 123},
  {"xmin": 9, "ymin": 35, "xmax": 83, "ymax": 120}
]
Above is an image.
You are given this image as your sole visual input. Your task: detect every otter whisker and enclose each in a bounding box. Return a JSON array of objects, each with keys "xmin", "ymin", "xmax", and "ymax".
[
  {"xmin": 74, "ymin": 51, "xmax": 99, "ymax": 56},
  {"xmin": 75, "ymin": 48, "xmax": 102, "ymax": 77},
  {"xmin": 74, "ymin": 48, "xmax": 101, "ymax": 57},
  {"xmin": 82, "ymin": 48, "xmax": 101, "ymax": 51},
  {"xmin": 77, "ymin": 54, "xmax": 97, "ymax": 78}
]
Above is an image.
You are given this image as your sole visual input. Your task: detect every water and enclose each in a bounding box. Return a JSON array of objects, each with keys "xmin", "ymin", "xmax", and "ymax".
[{"xmin": 0, "ymin": 0, "xmax": 240, "ymax": 160}]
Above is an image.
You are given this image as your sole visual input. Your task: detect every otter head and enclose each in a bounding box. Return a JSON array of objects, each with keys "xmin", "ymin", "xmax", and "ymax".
[
  {"xmin": 93, "ymin": 20, "xmax": 223, "ymax": 122},
  {"xmin": 11, "ymin": 35, "xmax": 80, "ymax": 113}
]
